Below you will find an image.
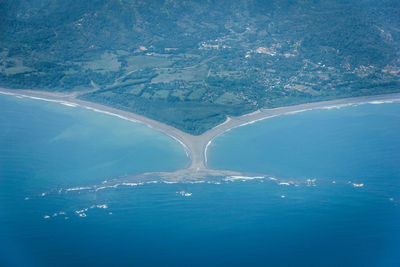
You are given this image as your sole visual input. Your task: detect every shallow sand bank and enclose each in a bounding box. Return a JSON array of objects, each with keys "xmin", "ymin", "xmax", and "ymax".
[{"xmin": 1, "ymin": 87, "xmax": 400, "ymax": 180}]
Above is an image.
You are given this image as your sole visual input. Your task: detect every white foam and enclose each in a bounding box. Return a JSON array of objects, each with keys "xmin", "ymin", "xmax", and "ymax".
[
  {"xmin": 177, "ymin": 191, "xmax": 192, "ymax": 197},
  {"xmin": 60, "ymin": 102, "xmax": 77, "ymax": 107},
  {"xmin": 209, "ymin": 96, "xmax": 400, "ymax": 149},
  {"xmin": 285, "ymin": 108, "xmax": 312, "ymax": 115},
  {"xmin": 65, "ymin": 182, "xmax": 145, "ymax": 191},
  {"xmin": 75, "ymin": 208, "xmax": 88, "ymax": 214},
  {"xmin": 95, "ymin": 184, "xmax": 120, "ymax": 191},
  {"xmin": 121, "ymin": 182, "xmax": 140, "ymax": 187},
  {"xmin": 320, "ymin": 103, "xmax": 355, "ymax": 110},
  {"xmin": 281, "ymin": 195, "xmax": 286, "ymax": 198},
  {"xmin": 168, "ymin": 135, "xmax": 190, "ymax": 157},
  {"xmin": 204, "ymin": 140, "xmax": 212, "ymax": 163},
  {"xmin": 14, "ymin": 94, "xmax": 75, "ymax": 108},
  {"xmin": 188, "ymin": 180, "xmax": 206, "ymax": 184},
  {"xmin": 369, "ymin": 100, "xmax": 386, "ymax": 104},
  {"xmin": 82, "ymin": 105, "xmax": 191, "ymax": 155},
  {"xmin": 0, "ymin": 91, "xmax": 16, "ymax": 96},
  {"xmin": 352, "ymin": 183, "xmax": 364, "ymax": 187},
  {"xmin": 11, "ymin": 94, "xmax": 189, "ymax": 157},
  {"xmin": 368, "ymin": 100, "xmax": 398, "ymax": 105},
  {"xmin": 84, "ymin": 106, "xmax": 137, "ymax": 123},
  {"xmin": 238, "ymin": 115, "xmax": 278, "ymax": 128},
  {"xmin": 43, "ymin": 215, "xmax": 50, "ymax": 219},
  {"xmin": 96, "ymin": 204, "xmax": 108, "ymax": 209},
  {"xmin": 163, "ymin": 181, "xmax": 178, "ymax": 184},
  {"xmin": 219, "ymin": 116, "xmax": 231, "ymax": 126},
  {"xmin": 306, "ymin": 178, "xmax": 317, "ymax": 187},
  {"xmin": 146, "ymin": 180, "xmax": 159, "ymax": 184},
  {"xmin": 224, "ymin": 175, "xmax": 265, "ymax": 182},
  {"xmin": 278, "ymin": 182, "xmax": 291, "ymax": 186},
  {"xmin": 66, "ymin": 186, "xmax": 92, "ymax": 192}
]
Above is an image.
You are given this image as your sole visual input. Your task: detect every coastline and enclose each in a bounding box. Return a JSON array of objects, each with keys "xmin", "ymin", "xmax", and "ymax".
[{"xmin": 1, "ymin": 87, "xmax": 400, "ymax": 179}]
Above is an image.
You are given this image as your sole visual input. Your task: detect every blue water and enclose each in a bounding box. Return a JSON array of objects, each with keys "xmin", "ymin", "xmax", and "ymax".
[{"xmin": 1, "ymin": 94, "xmax": 399, "ymax": 267}]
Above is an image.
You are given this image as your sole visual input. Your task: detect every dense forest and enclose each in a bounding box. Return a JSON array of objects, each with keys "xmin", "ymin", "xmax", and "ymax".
[{"xmin": 1, "ymin": 0, "xmax": 399, "ymax": 134}]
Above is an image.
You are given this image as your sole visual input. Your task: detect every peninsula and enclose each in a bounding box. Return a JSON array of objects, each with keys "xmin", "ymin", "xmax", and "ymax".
[{"xmin": 1, "ymin": 87, "xmax": 400, "ymax": 181}]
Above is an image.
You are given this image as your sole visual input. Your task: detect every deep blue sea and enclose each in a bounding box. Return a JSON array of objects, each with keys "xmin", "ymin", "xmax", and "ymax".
[{"xmin": 0, "ymin": 94, "xmax": 399, "ymax": 267}]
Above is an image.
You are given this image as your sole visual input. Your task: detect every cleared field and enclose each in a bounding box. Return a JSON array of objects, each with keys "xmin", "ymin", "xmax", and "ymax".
[
  {"xmin": 82, "ymin": 52, "xmax": 121, "ymax": 73},
  {"xmin": 125, "ymin": 55, "xmax": 173, "ymax": 72}
]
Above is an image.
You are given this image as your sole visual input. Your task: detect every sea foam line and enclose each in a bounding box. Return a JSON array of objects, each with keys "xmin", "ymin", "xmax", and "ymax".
[
  {"xmin": 0, "ymin": 91, "xmax": 16, "ymax": 96},
  {"xmin": 83, "ymin": 106, "xmax": 140, "ymax": 123},
  {"xmin": 203, "ymin": 98, "xmax": 400, "ymax": 162},
  {"xmin": 204, "ymin": 140, "xmax": 212, "ymax": 164},
  {"xmin": 204, "ymin": 115, "xmax": 278, "ymax": 164},
  {"xmin": 82, "ymin": 106, "xmax": 190, "ymax": 156},
  {"xmin": 0, "ymin": 91, "xmax": 78, "ymax": 107},
  {"xmin": 2, "ymin": 90, "xmax": 190, "ymax": 156},
  {"xmin": 168, "ymin": 135, "xmax": 190, "ymax": 157}
]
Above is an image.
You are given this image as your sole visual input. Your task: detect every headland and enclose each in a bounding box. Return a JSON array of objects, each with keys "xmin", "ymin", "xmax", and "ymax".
[{"xmin": 1, "ymin": 87, "xmax": 400, "ymax": 181}]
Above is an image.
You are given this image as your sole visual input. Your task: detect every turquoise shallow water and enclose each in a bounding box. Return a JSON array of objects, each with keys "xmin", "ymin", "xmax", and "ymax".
[
  {"xmin": 209, "ymin": 102, "xmax": 400, "ymax": 182},
  {"xmin": 0, "ymin": 94, "xmax": 399, "ymax": 267}
]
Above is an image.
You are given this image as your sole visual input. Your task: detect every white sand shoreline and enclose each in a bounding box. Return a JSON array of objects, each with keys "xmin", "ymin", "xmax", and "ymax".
[
  {"xmin": 1, "ymin": 87, "xmax": 400, "ymax": 177},
  {"xmin": 202, "ymin": 96, "xmax": 400, "ymax": 165}
]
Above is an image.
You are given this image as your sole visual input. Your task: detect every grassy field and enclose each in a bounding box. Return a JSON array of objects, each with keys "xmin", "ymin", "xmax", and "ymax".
[{"xmin": 1, "ymin": 0, "xmax": 399, "ymax": 133}]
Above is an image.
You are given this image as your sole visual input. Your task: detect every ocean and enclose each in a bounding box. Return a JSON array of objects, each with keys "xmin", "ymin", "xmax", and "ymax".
[{"xmin": 0, "ymin": 93, "xmax": 399, "ymax": 266}]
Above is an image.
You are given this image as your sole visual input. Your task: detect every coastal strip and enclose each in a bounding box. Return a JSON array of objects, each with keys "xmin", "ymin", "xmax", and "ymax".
[
  {"xmin": 201, "ymin": 94, "xmax": 400, "ymax": 165},
  {"xmin": 1, "ymin": 87, "xmax": 400, "ymax": 175},
  {"xmin": 0, "ymin": 88, "xmax": 194, "ymax": 168}
]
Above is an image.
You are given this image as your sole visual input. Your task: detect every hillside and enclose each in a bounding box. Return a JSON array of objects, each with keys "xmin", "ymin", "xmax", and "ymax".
[{"xmin": 1, "ymin": 0, "xmax": 399, "ymax": 134}]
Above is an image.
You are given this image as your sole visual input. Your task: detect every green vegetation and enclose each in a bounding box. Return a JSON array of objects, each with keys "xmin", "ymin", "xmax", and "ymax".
[{"xmin": 1, "ymin": 0, "xmax": 400, "ymax": 134}]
